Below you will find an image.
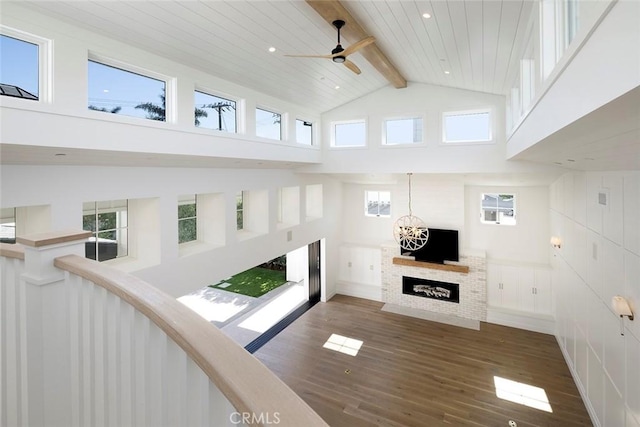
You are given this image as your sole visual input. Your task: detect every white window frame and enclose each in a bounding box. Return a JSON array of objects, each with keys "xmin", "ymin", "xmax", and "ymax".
[
  {"xmin": 296, "ymin": 119, "xmax": 314, "ymax": 145},
  {"xmin": 194, "ymin": 88, "xmax": 238, "ymax": 133},
  {"xmin": 364, "ymin": 190, "xmax": 391, "ymax": 218},
  {"xmin": 236, "ymin": 191, "xmax": 244, "ymax": 231},
  {"xmin": 480, "ymin": 193, "xmax": 517, "ymax": 226},
  {"xmin": 0, "ymin": 25, "xmax": 51, "ymax": 103},
  {"xmin": 255, "ymin": 106, "xmax": 283, "ymax": 141},
  {"xmin": 87, "ymin": 52, "xmax": 174, "ymax": 123},
  {"xmin": 564, "ymin": 0, "xmax": 579, "ymax": 49},
  {"xmin": 442, "ymin": 108, "xmax": 493, "ymax": 144},
  {"xmin": 0, "ymin": 207, "xmax": 16, "ymax": 242},
  {"xmin": 83, "ymin": 200, "xmax": 129, "ymax": 262},
  {"xmin": 331, "ymin": 119, "xmax": 367, "ymax": 148},
  {"xmin": 382, "ymin": 116, "xmax": 424, "ymax": 146},
  {"xmin": 178, "ymin": 195, "xmax": 197, "ymax": 244}
]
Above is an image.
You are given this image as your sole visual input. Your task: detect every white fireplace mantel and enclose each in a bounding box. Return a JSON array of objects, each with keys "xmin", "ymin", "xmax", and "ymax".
[{"xmin": 381, "ymin": 244, "xmax": 487, "ymax": 322}]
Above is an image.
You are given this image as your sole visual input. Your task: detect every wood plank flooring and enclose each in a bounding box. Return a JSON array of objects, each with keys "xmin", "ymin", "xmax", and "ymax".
[{"xmin": 254, "ymin": 295, "xmax": 592, "ymax": 427}]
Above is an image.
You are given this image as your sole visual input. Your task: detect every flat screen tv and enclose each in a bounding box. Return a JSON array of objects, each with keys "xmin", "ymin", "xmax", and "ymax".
[{"xmin": 401, "ymin": 228, "xmax": 459, "ymax": 264}]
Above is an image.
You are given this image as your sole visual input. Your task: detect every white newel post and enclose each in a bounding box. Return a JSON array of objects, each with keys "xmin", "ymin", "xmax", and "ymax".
[{"xmin": 17, "ymin": 230, "xmax": 91, "ymax": 427}]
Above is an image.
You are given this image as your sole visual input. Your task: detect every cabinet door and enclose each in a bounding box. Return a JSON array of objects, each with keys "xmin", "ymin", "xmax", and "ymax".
[
  {"xmin": 500, "ymin": 265, "xmax": 520, "ymax": 310},
  {"xmin": 351, "ymin": 248, "xmax": 367, "ymax": 284},
  {"xmin": 518, "ymin": 267, "xmax": 536, "ymax": 313},
  {"xmin": 486, "ymin": 264, "xmax": 502, "ymax": 307},
  {"xmin": 534, "ymin": 269, "xmax": 553, "ymax": 315},
  {"xmin": 369, "ymin": 249, "xmax": 382, "ymax": 285},
  {"xmin": 338, "ymin": 246, "xmax": 352, "ymax": 282}
]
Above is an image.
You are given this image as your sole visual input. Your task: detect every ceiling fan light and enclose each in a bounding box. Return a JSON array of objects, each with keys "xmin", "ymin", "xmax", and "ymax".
[{"xmin": 333, "ymin": 56, "xmax": 346, "ymax": 63}]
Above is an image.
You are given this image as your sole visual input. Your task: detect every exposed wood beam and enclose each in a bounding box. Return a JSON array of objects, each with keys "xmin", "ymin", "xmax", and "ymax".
[{"xmin": 306, "ymin": 0, "xmax": 407, "ymax": 89}]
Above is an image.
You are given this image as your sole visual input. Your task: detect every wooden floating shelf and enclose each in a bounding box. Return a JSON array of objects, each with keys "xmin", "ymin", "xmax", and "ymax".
[{"xmin": 392, "ymin": 257, "xmax": 470, "ymax": 274}]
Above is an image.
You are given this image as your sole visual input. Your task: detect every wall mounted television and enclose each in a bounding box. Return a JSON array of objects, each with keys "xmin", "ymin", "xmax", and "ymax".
[{"xmin": 401, "ymin": 228, "xmax": 459, "ymax": 264}]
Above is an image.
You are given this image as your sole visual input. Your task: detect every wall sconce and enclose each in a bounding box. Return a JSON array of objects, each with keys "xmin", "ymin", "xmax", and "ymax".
[
  {"xmin": 550, "ymin": 236, "xmax": 562, "ymax": 249},
  {"xmin": 612, "ymin": 295, "xmax": 634, "ymax": 336}
]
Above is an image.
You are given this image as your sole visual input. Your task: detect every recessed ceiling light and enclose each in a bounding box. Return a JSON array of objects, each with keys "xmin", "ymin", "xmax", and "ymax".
[
  {"xmin": 444, "ymin": 70, "xmax": 450, "ymax": 74},
  {"xmin": 103, "ymin": 89, "xmax": 109, "ymax": 93},
  {"xmin": 335, "ymin": 85, "xmax": 340, "ymax": 89},
  {"xmin": 268, "ymin": 47, "xmax": 276, "ymax": 53},
  {"xmin": 422, "ymin": 12, "xmax": 432, "ymax": 19}
]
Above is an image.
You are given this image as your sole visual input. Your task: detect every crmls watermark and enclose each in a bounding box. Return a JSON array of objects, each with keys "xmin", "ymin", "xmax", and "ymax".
[{"xmin": 230, "ymin": 412, "xmax": 281, "ymax": 425}]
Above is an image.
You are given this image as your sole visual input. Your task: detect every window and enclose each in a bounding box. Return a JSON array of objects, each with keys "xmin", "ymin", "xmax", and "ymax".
[
  {"xmin": 481, "ymin": 193, "xmax": 516, "ymax": 225},
  {"xmin": 565, "ymin": 0, "xmax": 579, "ymax": 48},
  {"xmin": 256, "ymin": 107, "xmax": 281, "ymax": 140},
  {"xmin": 332, "ymin": 120, "xmax": 366, "ymax": 147},
  {"xmin": 0, "ymin": 207, "xmax": 16, "ymax": 243},
  {"xmin": 178, "ymin": 195, "xmax": 197, "ymax": 244},
  {"xmin": 88, "ymin": 59, "xmax": 166, "ymax": 121},
  {"xmin": 83, "ymin": 200, "xmax": 128, "ymax": 261},
  {"xmin": 236, "ymin": 191, "xmax": 244, "ymax": 230},
  {"xmin": 384, "ymin": 118, "xmax": 423, "ymax": 145},
  {"xmin": 365, "ymin": 191, "xmax": 391, "ymax": 217},
  {"xmin": 0, "ymin": 34, "xmax": 39, "ymax": 100},
  {"xmin": 443, "ymin": 110, "xmax": 491, "ymax": 143},
  {"xmin": 194, "ymin": 90, "xmax": 236, "ymax": 132},
  {"xmin": 296, "ymin": 119, "xmax": 313, "ymax": 145}
]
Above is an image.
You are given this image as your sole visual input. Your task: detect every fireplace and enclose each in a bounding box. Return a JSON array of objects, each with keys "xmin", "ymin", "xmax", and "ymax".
[{"xmin": 402, "ymin": 276, "xmax": 460, "ymax": 303}]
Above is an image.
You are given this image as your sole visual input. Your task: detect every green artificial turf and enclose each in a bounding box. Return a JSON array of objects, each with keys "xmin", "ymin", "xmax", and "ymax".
[{"xmin": 211, "ymin": 267, "xmax": 287, "ymax": 298}]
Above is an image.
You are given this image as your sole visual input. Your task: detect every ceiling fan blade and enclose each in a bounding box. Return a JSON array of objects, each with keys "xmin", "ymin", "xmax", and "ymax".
[
  {"xmin": 341, "ymin": 36, "xmax": 375, "ymax": 57},
  {"xmin": 284, "ymin": 54, "xmax": 334, "ymax": 59},
  {"xmin": 343, "ymin": 59, "xmax": 361, "ymax": 75}
]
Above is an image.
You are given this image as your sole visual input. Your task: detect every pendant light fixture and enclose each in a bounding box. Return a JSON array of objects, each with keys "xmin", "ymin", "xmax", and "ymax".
[{"xmin": 393, "ymin": 173, "xmax": 429, "ymax": 251}]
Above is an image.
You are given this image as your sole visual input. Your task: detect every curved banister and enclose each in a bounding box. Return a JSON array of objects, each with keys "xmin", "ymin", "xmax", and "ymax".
[
  {"xmin": 0, "ymin": 242, "xmax": 25, "ymax": 260},
  {"xmin": 53, "ymin": 254, "xmax": 328, "ymax": 427}
]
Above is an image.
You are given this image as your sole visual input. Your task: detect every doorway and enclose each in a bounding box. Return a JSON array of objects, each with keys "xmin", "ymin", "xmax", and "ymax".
[{"xmin": 244, "ymin": 239, "xmax": 322, "ymax": 353}]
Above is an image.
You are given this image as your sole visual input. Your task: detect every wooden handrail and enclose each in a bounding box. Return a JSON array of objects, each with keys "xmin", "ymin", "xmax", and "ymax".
[
  {"xmin": 0, "ymin": 242, "xmax": 25, "ymax": 260},
  {"xmin": 54, "ymin": 254, "xmax": 328, "ymax": 427},
  {"xmin": 16, "ymin": 229, "xmax": 92, "ymax": 247}
]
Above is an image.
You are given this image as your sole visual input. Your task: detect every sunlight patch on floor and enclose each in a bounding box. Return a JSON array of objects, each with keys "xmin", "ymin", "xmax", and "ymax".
[
  {"xmin": 178, "ymin": 294, "xmax": 249, "ymax": 323},
  {"xmin": 494, "ymin": 376, "xmax": 553, "ymax": 413},
  {"xmin": 322, "ymin": 333, "xmax": 363, "ymax": 356},
  {"xmin": 237, "ymin": 284, "xmax": 306, "ymax": 333}
]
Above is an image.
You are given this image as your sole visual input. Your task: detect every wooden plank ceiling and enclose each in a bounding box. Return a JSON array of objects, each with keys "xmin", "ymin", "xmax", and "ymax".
[{"xmin": 21, "ymin": 1, "xmax": 535, "ymax": 113}]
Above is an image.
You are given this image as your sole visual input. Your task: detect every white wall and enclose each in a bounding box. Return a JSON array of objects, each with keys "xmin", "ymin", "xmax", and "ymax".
[
  {"xmin": 1, "ymin": 165, "xmax": 343, "ymax": 300},
  {"xmin": 465, "ymin": 185, "xmax": 550, "ymax": 263},
  {"xmin": 307, "ymin": 82, "xmax": 561, "ymax": 176},
  {"xmin": 550, "ymin": 171, "xmax": 640, "ymax": 427},
  {"xmin": 508, "ymin": 0, "xmax": 640, "ymax": 157},
  {"xmin": 0, "ymin": 3, "xmax": 321, "ymax": 165},
  {"xmin": 341, "ymin": 175, "xmax": 465, "ymax": 247},
  {"xmin": 341, "ymin": 177, "xmax": 550, "ymax": 265}
]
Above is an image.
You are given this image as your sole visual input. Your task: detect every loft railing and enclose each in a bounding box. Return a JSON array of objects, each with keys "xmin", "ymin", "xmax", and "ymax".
[{"xmin": 0, "ymin": 231, "xmax": 327, "ymax": 427}]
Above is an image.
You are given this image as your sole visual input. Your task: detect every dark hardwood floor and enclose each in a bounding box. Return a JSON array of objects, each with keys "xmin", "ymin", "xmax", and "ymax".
[{"xmin": 254, "ymin": 295, "xmax": 592, "ymax": 427}]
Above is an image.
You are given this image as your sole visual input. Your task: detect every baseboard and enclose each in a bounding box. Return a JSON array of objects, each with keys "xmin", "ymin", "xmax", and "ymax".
[
  {"xmin": 555, "ymin": 334, "xmax": 601, "ymax": 427},
  {"xmin": 335, "ymin": 281, "xmax": 382, "ymax": 302},
  {"xmin": 486, "ymin": 307, "xmax": 555, "ymax": 335}
]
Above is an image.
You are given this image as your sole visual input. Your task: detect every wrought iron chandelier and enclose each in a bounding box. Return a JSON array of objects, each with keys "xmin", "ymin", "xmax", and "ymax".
[{"xmin": 393, "ymin": 173, "xmax": 429, "ymax": 251}]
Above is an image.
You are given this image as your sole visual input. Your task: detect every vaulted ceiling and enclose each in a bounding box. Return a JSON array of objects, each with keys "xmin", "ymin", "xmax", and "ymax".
[{"xmin": 21, "ymin": 0, "xmax": 535, "ymax": 113}]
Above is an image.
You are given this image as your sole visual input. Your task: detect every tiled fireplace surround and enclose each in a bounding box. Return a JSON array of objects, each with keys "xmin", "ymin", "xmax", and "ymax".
[{"xmin": 381, "ymin": 244, "xmax": 487, "ymax": 322}]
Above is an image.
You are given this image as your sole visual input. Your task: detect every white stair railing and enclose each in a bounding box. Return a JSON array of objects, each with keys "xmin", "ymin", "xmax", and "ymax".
[
  {"xmin": 1, "ymin": 243, "xmax": 27, "ymax": 427},
  {"xmin": 0, "ymin": 231, "xmax": 327, "ymax": 427}
]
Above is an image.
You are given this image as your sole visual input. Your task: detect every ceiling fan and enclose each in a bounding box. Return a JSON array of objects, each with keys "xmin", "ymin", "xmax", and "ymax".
[{"xmin": 285, "ymin": 20, "xmax": 375, "ymax": 75}]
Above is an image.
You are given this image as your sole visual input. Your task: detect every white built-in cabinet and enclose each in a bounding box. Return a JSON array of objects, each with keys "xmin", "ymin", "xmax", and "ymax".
[
  {"xmin": 338, "ymin": 245, "xmax": 381, "ymax": 285},
  {"xmin": 336, "ymin": 245, "xmax": 382, "ymax": 301},
  {"xmin": 487, "ymin": 262, "xmax": 552, "ymax": 316}
]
